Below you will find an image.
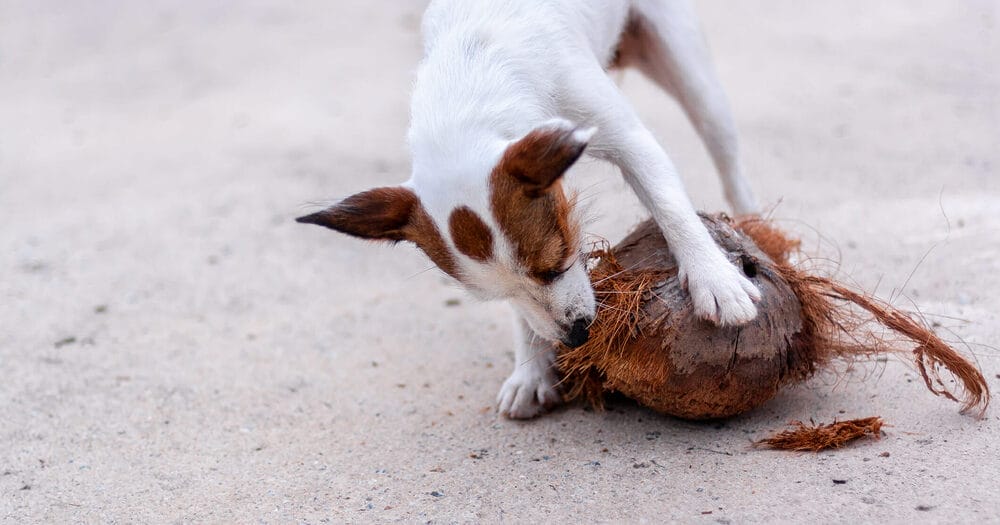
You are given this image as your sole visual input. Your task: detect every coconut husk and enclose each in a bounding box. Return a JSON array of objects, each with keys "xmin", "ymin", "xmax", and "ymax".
[
  {"xmin": 754, "ymin": 417, "xmax": 884, "ymax": 451},
  {"xmin": 557, "ymin": 214, "xmax": 990, "ymax": 422}
]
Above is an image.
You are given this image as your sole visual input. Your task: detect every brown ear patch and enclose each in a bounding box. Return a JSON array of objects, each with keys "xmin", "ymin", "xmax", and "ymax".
[
  {"xmin": 297, "ymin": 187, "xmax": 459, "ymax": 279},
  {"xmin": 448, "ymin": 206, "xmax": 494, "ymax": 262},
  {"xmin": 498, "ymin": 125, "xmax": 590, "ymax": 197},
  {"xmin": 296, "ymin": 187, "xmax": 419, "ymax": 241}
]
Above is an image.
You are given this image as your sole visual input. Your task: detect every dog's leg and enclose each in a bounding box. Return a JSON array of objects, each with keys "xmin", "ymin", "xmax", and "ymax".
[
  {"xmin": 622, "ymin": 0, "xmax": 758, "ymax": 215},
  {"xmin": 497, "ymin": 312, "xmax": 562, "ymax": 419},
  {"xmin": 565, "ymin": 62, "xmax": 759, "ymax": 325}
]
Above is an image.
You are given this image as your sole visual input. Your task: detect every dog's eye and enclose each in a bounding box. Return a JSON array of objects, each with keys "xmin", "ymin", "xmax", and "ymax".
[{"xmin": 536, "ymin": 268, "xmax": 567, "ymax": 284}]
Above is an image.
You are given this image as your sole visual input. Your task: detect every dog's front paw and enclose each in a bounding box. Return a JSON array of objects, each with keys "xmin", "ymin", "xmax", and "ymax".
[
  {"xmin": 680, "ymin": 254, "xmax": 761, "ymax": 326},
  {"xmin": 496, "ymin": 364, "xmax": 562, "ymax": 419}
]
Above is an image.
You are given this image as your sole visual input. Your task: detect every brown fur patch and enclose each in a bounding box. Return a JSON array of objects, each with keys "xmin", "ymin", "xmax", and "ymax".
[
  {"xmin": 487, "ymin": 125, "xmax": 585, "ymax": 280},
  {"xmin": 407, "ymin": 206, "xmax": 459, "ymax": 279},
  {"xmin": 490, "ymin": 172, "xmax": 579, "ymax": 281},
  {"xmin": 608, "ymin": 12, "xmax": 646, "ymax": 70},
  {"xmin": 448, "ymin": 206, "xmax": 494, "ymax": 262}
]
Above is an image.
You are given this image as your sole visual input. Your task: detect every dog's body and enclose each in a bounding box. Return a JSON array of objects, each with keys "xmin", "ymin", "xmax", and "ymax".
[{"xmin": 299, "ymin": 0, "xmax": 761, "ymax": 418}]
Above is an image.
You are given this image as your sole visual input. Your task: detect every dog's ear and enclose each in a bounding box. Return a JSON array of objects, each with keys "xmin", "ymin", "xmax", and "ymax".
[
  {"xmin": 498, "ymin": 119, "xmax": 596, "ymax": 197},
  {"xmin": 296, "ymin": 186, "xmax": 419, "ymax": 242}
]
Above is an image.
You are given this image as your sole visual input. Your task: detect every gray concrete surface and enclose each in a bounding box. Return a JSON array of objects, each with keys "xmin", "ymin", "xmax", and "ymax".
[{"xmin": 2, "ymin": 1, "xmax": 998, "ymax": 523}]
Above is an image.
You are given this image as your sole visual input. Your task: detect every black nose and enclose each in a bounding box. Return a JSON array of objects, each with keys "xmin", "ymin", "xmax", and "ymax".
[{"xmin": 561, "ymin": 318, "xmax": 591, "ymax": 348}]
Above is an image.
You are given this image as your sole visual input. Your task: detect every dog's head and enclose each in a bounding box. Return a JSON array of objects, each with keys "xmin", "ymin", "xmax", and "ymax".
[{"xmin": 297, "ymin": 120, "xmax": 596, "ymax": 347}]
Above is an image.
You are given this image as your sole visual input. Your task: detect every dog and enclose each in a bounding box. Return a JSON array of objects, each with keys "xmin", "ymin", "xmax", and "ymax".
[{"xmin": 297, "ymin": 0, "xmax": 761, "ymax": 419}]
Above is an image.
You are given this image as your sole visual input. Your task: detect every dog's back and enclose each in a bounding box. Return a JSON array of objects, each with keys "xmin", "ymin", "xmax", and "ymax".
[
  {"xmin": 421, "ymin": 0, "xmax": 630, "ymax": 67},
  {"xmin": 409, "ymin": 0, "xmax": 631, "ymax": 178}
]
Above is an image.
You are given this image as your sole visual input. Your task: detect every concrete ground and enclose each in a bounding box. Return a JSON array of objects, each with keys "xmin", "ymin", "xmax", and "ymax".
[{"xmin": 2, "ymin": 0, "xmax": 998, "ymax": 522}]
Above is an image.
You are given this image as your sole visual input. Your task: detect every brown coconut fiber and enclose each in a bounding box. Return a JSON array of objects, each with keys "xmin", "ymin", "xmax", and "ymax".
[
  {"xmin": 754, "ymin": 417, "xmax": 885, "ymax": 452},
  {"xmin": 557, "ymin": 214, "xmax": 989, "ymax": 449}
]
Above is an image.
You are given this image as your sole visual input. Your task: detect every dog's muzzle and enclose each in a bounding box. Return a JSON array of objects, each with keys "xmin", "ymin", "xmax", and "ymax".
[{"xmin": 561, "ymin": 318, "xmax": 591, "ymax": 348}]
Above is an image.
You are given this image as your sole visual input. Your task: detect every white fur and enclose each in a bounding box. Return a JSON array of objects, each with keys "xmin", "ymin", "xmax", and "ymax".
[
  {"xmin": 497, "ymin": 315, "xmax": 563, "ymax": 419},
  {"xmin": 406, "ymin": 0, "xmax": 761, "ymax": 419}
]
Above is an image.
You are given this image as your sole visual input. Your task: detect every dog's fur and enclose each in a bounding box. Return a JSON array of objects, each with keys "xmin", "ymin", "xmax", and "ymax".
[{"xmin": 299, "ymin": 0, "xmax": 761, "ymax": 419}]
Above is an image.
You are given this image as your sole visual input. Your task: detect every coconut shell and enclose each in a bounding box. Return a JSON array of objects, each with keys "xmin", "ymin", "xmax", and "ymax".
[
  {"xmin": 559, "ymin": 215, "xmax": 809, "ymax": 419},
  {"xmin": 557, "ymin": 214, "xmax": 989, "ymax": 421}
]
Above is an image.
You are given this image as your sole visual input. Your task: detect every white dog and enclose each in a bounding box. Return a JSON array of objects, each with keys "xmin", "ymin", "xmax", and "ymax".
[{"xmin": 298, "ymin": 0, "xmax": 761, "ymax": 419}]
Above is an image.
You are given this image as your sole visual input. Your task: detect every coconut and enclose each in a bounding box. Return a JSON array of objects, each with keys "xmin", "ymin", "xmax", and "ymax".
[{"xmin": 557, "ymin": 214, "xmax": 990, "ymax": 423}]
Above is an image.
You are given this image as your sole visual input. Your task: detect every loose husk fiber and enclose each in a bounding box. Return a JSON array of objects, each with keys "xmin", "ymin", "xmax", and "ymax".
[{"xmin": 754, "ymin": 417, "xmax": 885, "ymax": 452}]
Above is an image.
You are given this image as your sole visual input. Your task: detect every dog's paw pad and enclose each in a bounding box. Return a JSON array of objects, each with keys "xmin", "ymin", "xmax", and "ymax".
[
  {"xmin": 496, "ymin": 367, "xmax": 561, "ymax": 419},
  {"xmin": 685, "ymin": 259, "xmax": 760, "ymax": 326}
]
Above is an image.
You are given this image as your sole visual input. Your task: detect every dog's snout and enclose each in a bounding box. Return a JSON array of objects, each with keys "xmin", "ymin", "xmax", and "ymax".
[{"xmin": 561, "ymin": 317, "xmax": 591, "ymax": 348}]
